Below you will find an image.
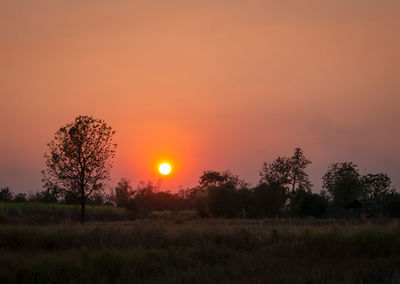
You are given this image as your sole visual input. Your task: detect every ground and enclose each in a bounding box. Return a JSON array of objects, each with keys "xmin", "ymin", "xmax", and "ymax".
[{"xmin": 1, "ymin": 218, "xmax": 400, "ymax": 283}]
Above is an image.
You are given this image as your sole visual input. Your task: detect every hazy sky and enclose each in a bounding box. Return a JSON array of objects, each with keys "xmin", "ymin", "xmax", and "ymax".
[{"xmin": 1, "ymin": 0, "xmax": 399, "ymax": 193}]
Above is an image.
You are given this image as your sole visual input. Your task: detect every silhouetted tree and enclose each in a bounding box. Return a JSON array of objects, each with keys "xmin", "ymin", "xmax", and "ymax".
[
  {"xmin": 291, "ymin": 190, "xmax": 329, "ymax": 218},
  {"xmin": 198, "ymin": 170, "xmax": 248, "ymax": 218},
  {"xmin": 322, "ymin": 162, "xmax": 362, "ymax": 208},
  {"xmin": 361, "ymin": 173, "xmax": 395, "ymax": 206},
  {"xmin": 260, "ymin": 148, "xmax": 312, "ymax": 198},
  {"xmin": 206, "ymin": 183, "xmax": 238, "ymax": 218},
  {"xmin": 28, "ymin": 189, "xmax": 58, "ymax": 203},
  {"xmin": 382, "ymin": 193, "xmax": 400, "ymax": 217},
  {"xmin": 181, "ymin": 186, "xmax": 208, "ymax": 217},
  {"xmin": 115, "ymin": 178, "xmax": 135, "ymax": 210},
  {"xmin": 252, "ymin": 183, "xmax": 287, "ymax": 217},
  {"xmin": 13, "ymin": 193, "xmax": 27, "ymax": 203},
  {"xmin": 128, "ymin": 181, "xmax": 186, "ymax": 216},
  {"xmin": 199, "ymin": 170, "xmax": 246, "ymax": 189},
  {"xmin": 63, "ymin": 191, "xmax": 81, "ymax": 204},
  {"xmin": 42, "ymin": 115, "xmax": 116, "ymax": 223},
  {"xmin": 89, "ymin": 192, "xmax": 105, "ymax": 205},
  {"xmin": 289, "ymin": 148, "xmax": 312, "ymax": 193},
  {"xmin": 0, "ymin": 187, "xmax": 13, "ymax": 202}
]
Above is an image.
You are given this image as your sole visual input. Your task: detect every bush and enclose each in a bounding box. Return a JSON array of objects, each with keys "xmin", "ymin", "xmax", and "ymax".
[
  {"xmin": 292, "ymin": 191, "xmax": 329, "ymax": 218},
  {"xmin": 382, "ymin": 193, "xmax": 400, "ymax": 217},
  {"xmin": 252, "ymin": 183, "xmax": 287, "ymax": 218}
]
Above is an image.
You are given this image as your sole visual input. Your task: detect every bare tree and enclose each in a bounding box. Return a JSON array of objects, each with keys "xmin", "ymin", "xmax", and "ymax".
[{"xmin": 42, "ymin": 115, "xmax": 117, "ymax": 223}]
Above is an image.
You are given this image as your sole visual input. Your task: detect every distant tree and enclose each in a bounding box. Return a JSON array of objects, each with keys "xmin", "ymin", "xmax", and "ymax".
[
  {"xmin": 382, "ymin": 193, "xmax": 400, "ymax": 218},
  {"xmin": 198, "ymin": 170, "xmax": 248, "ymax": 218},
  {"xmin": 206, "ymin": 183, "xmax": 238, "ymax": 218},
  {"xmin": 13, "ymin": 193, "xmax": 27, "ymax": 203},
  {"xmin": 199, "ymin": 170, "xmax": 246, "ymax": 189},
  {"xmin": 89, "ymin": 192, "xmax": 105, "ymax": 206},
  {"xmin": 129, "ymin": 181, "xmax": 186, "ymax": 216},
  {"xmin": 291, "ymin": 190, "xmax": 329, "ymax": 218},
  {"xmin": 181, "ymin": 186, "xmax": 208, "ymax": 217},
  {"xmin": 0, "ymin": 187, "xmax": 13, "ymax": 202},
  {"xmin": 361, "ymin": 173, "xmax": 395, "ymax": 206},
  {"xmin": 322, "ymin": 162, "xmax": 362, "ymax": 207},
  {"xmin": 63, "ymin": 191, "xmax": 81, "ymax": 204},
  {"xmin": 133, "ymin": 181, "xmax": 159, "ymax": 216},
  {"xmin": 42, "ymin": 115, "xmax": 117, "ymax": 223},
  {"xmin": 260, "ymin": 157, "xmax": 291, "ymax": 186},
  {"xmin": 260, "ymin": 148, "xmax": 312, "ymax": 197},
  {"xmin": 28, "ymin": 189, "xmax": 58, "ymax": 203},
  {"xmin": 252, "ymin": 183, "xmax": 287, "ymax": 218},
  {"xmin": 289, "ymin": 148, "xmax": 312, "ymax": 193},
  {"xmin": 115, "ymin": 178, "xmax": 135, "ymax": 210},
  {"xmin": 319, "ymin": 189, "xmax": 330, "ymax": 202}
]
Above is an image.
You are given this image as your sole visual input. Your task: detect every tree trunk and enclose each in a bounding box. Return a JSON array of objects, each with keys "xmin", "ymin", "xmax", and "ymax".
[{"xmin": 80, "ymin": 196, "xmax": 86, "ymax": 223}]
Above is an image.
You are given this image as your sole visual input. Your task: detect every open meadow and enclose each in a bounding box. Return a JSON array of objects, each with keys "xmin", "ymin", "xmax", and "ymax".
[{"xmin": 1, "ymin": 212, "xmax": 400, "ymax": 283}]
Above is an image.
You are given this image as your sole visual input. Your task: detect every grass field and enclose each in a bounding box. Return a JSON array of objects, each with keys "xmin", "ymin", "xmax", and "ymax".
[
  {"xmin": 0, "ymin": 202, "xmax": 127, "ymax": 224},
  {"xmin": 1, "ymin": 218, "xmax": 400, "ymax": 283}
]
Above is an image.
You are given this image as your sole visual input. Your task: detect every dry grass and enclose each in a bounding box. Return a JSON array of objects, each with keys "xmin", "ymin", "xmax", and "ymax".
[
  {"xmin": 0, "ymin": 202, "xmax": 126, "ymax": 224},
  {"xmin": 1, "ymin": 219, "xmax": 400, "ymax": 283}
]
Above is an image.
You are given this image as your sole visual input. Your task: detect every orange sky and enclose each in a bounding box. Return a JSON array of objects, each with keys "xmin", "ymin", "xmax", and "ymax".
[{"xmin": 1, "ymin": 0, "xmax": 399, "ymax": 193}]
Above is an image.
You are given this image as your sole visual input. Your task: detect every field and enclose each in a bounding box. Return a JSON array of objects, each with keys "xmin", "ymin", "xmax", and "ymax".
[
  {"xmin": 1, "ymin": 214, "xmax": 400, "ymax": 283},
  {"xmin": 0, "ymin": 202, "xmax": 127, "ymax": 224}
]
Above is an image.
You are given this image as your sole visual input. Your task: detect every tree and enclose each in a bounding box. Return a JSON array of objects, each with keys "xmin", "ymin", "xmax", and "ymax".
[
  {"xmin": 289, "ymin": 148, "xmax": 312, "ymax": 193},
  {"xmin": 252, "ymin": 183, "xmax": 287, "ymax": 217},
  {"xmin": 198, "ymin": 170, "xmax": 247, "ymax": 218},
  {"xmin": 199, "ymin": 170, "xmax": 246, "ymax": 189},
  {"xmin": 28, "ymin": 189, "xmax": 58, "ymax": 203},
  {"xmin": 42, "ymin": 115, "xmax": 117, "ymax": 223},
  {"xmin": 382, "ymin": 193, "xmax": 400, "ymax": 217},
  {"xmin": 260, "ymin": 147, "xmax": 312, "ymax": 197},
  {"xmin": 13, "ymin": 193, "xmax": 27, "ymax": 203},
  {"xmin": 322, "ymin": 162, "xmax": 362, "ymax": 207},
  {"xmin": 115, "ymin": 178, "xmax": 135, "ymax": 210},
  {"xmin": 0, "ymin": 187, "xmax": 13, "ymax": 202},
  {"xmin": 361, "ymin": 173, "xmax": 395, "ymax": 206},
  {"xmin": 291, "ymin": 190, "xmax": 329, "ymax": 218}
]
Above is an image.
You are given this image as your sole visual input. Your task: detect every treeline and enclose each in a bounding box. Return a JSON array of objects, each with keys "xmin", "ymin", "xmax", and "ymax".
[
  {"xmin": 0, "ymin": 187, "xmax": 108, "ymax": 206},
  {"xmin": 2, "ymin": 148, "xmax": 399, "ymax": 219},
  {"xmin": 113, "ymin": 148, "xmax": 399, "ymax": 218}
]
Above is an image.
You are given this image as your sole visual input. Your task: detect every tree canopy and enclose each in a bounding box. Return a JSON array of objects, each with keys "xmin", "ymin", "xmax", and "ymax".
[
  {"xmin": 42, "ymin": 115, "xmax": 116, "ymax": 223},
  {"xmin": 260, "ymin": 147, "xmax": 312, "ymax": 197}
]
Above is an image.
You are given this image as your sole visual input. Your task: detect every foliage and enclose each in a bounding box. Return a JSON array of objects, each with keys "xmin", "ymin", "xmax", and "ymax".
[
  {"xmin": 260, "ymin": 148, "xmax": 312, "ymax": 197},
  {"xmin": 322, "ymin": 162, "xmax": 362, "ymax": 207},
  {"xmin": 361, "ymin": 173, "xmax": 395, "ymax": 206},
  {"xmin": 199, "ymin": 170, "xmax": 247, "ymax": 189},
  {"xmin": 28, "ymin": 189, "xmax": 59, "ymax": 203},
  {"xmin": 132, "ymin": 181, "xmax": 186, "ymax": 217},
  {"xmin": 42, "ymin": 115, "xmax": 117, "ymax": 223},
  {"xmin": 199, "ymin": 170, "xmax": 248, "ymax": 218},
  {"xmin": 13, "ymin": 193, "xmax": 27, "ymax": 203},
  {"xmin": 0, "ymin": 187, "xmax": 13, "ymax": 202},
  {"xmin": 115, "ymin": 178, "xmax": 135, "ymax": 210},
  {"xmin": 252, "ymin": 183, "xmax": 287, "ymax": 217},
  {"xmin": 291, "ymin": 190, "xmax": 329, "ymax": 218},
  {"xmin": 382, "ymin": 193, "xmax": 400, "ymax": 218},
  {"xmin": 205, "ymin": 184, "xmax": 239, "ymax": 218}
]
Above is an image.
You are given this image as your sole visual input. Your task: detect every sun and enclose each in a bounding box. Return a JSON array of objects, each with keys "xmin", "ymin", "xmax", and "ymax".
[{"xmin": 158, "ymin": 162, "xmax": 172, "ymax": 175}]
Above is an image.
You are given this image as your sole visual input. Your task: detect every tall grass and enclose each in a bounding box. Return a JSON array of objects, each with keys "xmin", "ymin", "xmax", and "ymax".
[
  {"xmin": 1, "ymin": 220, "xmax": 400, "ymax": 283},
  {"xmin": 0, "ymin": 202, "xmax": 126, "ymax": 224}
]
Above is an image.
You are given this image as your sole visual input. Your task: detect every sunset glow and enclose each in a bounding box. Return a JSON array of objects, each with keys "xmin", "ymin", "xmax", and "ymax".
[{"xmin": 0, "ymin": 0, "xmax": 399, "ymax": 192}]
